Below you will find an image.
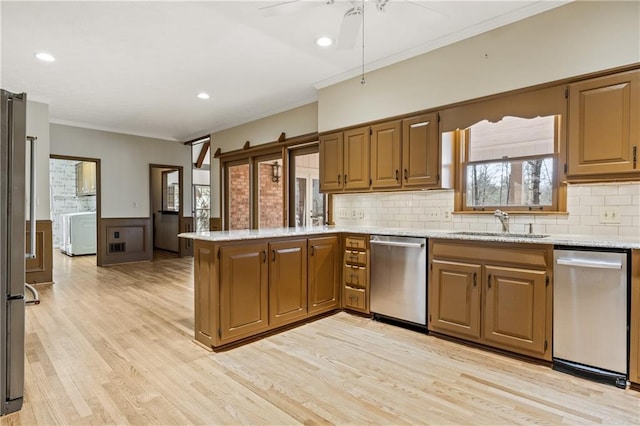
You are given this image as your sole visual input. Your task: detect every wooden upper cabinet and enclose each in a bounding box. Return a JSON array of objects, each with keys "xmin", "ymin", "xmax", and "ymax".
[
  {"xmin": 403, "ymin": 113, "xmax": 440, "ymax": 187},
  {"xmin": 268, "ymin": 239, "xmax": 308, "ymax": 327},
  {"xmin": 430, "ymin": 259, "xmax": 482, "ymax": 340},
  {"xmin": 308, "ymin": 235, "xmax": 341, "ymax": 315},
  {"xmin": 219, "ymin": 242, "xmax": 268, "ymax": 342},
  {"xmin": 371, "ymin": 120, "xmax": 402, "ymax": 189},
  {"xmin": 319, "ymin": 132, "xmax": 344, "ymax": 191},
  {"xmin": 483, "ymin": 265, "xmax": 547, "ymax": 356},
  {"xmin": 567, "ymin": 69, "xmax": 640, "ymax": 179},
  {"xmin": 343, "ymin": 126, "xmax": 371, "ymax": 190}
]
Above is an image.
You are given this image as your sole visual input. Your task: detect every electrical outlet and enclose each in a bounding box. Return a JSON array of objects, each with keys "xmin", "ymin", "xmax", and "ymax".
[
  {"xmin": 441, "ymin": 209, "xmax": 453, "ymax": 222},
  {"xmin": 350, "ymin": 209, "xmax": 357, "ymax": 219},
  {"xmin": 608, "ymin": 206, "xmax": 621, "ymax": 224},
  {"xmin": 357, "ymin": 208, "xmax": 365, "ymax": 219},
  {"xmin": 599, "ymin": 207, "xmax": 621, "ymax": 224}
]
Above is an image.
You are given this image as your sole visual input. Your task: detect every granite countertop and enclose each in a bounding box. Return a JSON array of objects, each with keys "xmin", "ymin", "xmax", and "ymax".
[{"xmin": 179, "ymin": 226, "xmax": 640, "ymax": 249}]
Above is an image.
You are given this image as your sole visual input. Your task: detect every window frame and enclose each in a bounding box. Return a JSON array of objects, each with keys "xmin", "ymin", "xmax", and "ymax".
[{"xmin": 457, "ymin": 115, "xmax": 564, "ymax": 213}]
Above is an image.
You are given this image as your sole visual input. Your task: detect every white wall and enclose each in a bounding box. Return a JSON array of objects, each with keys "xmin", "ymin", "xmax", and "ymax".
[
  {"xmin": 26, "ymin": 100, "xmax": 51, "ymax": 220},
  {"xmin": 50, "ymin": 124, "xmax": 192, "ymax": 218},
  {"xmin": 318, "ymin": 1, "xmax": 640, "ymax": 131},
  {"xmin": 209, "ymin": 102, "xmax": 318, "ymax": 216}
]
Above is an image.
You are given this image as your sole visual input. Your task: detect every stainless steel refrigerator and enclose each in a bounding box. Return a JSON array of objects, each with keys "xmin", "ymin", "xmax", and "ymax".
[{"xmin": 0, "ymin": 89, "xmax": 27, "ymax": 415}]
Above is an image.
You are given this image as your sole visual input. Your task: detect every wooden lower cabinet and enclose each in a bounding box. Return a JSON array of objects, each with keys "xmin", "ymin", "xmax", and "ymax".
[
  {"xmin": 219, "ymin": 242, "xmax": 269, "ymax": 343},
  {"xmin": 429, "ymin": 239, "xmax": 552, "ymax": 361},
  {"xmin": 430, "ymin": 259, "xmax": 481, "ymax": 339},
  {"xmin": 483, "ymin": 265, "xmax": 547, "ymax": 356},
  {"xmin": 268, "ymin": 239, "xmax": 308, "ymax": 326},
  {"xmin": 308, "ymin": 236, "xmax": 341, "ymax": 315},
  {"xmin": 194, "ymin": 234, "xmax": 341, "ymax": 348}
]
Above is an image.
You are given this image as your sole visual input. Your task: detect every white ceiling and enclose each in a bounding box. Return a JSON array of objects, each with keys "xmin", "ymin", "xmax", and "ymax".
[{"xmin": 1, "ymin": 0, "xmax": 569, "ymax": 142}]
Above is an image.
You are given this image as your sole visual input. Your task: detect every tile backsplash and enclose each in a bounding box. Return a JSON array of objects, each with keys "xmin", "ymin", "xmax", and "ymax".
[
  {"xmin": 50, "ymin": 159, "xmax": 97, "ymax": 248},
  {"xmin": 332, "ymin": 183, "xmax": 640, "ymax": 238}
]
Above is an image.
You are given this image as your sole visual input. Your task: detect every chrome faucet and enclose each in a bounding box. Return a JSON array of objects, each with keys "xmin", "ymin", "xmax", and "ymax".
[{"xmin": 494, "ymin": 209, "xmax": 509, "ymax": 233}]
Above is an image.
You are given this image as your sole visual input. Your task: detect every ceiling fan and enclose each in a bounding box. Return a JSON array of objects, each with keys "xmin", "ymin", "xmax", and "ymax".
[{"xmin": 259, "ymin": 0, "xmax": 392, "ymax": 50}]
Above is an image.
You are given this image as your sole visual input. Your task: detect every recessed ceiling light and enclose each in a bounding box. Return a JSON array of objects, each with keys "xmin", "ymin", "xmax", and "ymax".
[
  {"xmin": 35, "ymin": 52, "xmax": 55, "ymax": 62},
  {"xmin": 316, "ymin": 36, "xmax": 333, "ymax": 47},
  {"xmin": 197, "ymin": 92, "xmax": 210, "ymax": 100}
]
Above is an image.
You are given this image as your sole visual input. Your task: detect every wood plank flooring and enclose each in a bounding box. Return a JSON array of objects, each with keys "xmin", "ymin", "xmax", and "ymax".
[{"xmin": 2, "ymin": 251, "xmax": 638, "ymax": 425}]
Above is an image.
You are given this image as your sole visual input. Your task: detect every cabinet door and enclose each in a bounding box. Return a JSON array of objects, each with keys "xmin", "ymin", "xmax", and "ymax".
[
  {"xmin": 567, "ymin": 70, "xmax": 640, "ymax": 178},
  {"xmin": 402, "ymin": 113, "xmax": 439, "ymax": 187},
  {"xmin": 75, "ymin": 162, "xmax": 85, "ymax": 196},
  {"xmin": 430, "ymin": 259, "xmax": 481, "ymax": 339},
  {"xmin": 269, "ymin": 239, "xmax": 308, "ymax": 326},
  {"xmin": 483, "ymin": 265, "xmax": 547, "ymax": 356},
  {"xmin": 84, "ymin": 161, "xmax": 96, "ymax": 195},
  {"xmin": 343, "ymin": 126, "xmax": 371, "ymax": 190},
  {"xmin": 220, "ymin": 242, "xmax": 268, "ymax": 342},
  {"xmin": 370, "ymin": 120, "xmax": 402, "ymax": 189},
  {"xmin": 308, "ymin": 236, "xmax": 340, "ymax": 315},
  {"xmin": 319, "ymin": 132, "xmax": 344, "ymax": 191}
]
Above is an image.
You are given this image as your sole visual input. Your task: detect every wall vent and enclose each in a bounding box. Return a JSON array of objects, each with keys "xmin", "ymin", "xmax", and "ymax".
[{"xmin": 109, "ymin": 242, "xmax": 126, "ymax": 253}]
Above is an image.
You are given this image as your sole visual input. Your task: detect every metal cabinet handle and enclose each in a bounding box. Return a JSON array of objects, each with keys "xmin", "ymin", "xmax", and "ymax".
[
  {"xmin": 487, "ymin": 274, "xmax": 492, "ymax": 289},
  {"xmin": 310, "ymin": 245, "xmax": 315, "ymax": 256},
  {"xmin": 473, "ymin": 272, "xmax": 477, "ymax": 287},
  {"xmin": 344, "ymin": 174, "xmax": 348, "ymax": 184},
  {"xmin": 338, "ymin": 174, "xmax": 341, "ymax": 184},
  {"xmin": 633, "ymin": 145, "xmax": 637, "ymax": 169},
  {"xmin": 261, "ymin": 250, "xmax": 267, "ymax": 263},
  {"xmin": 272, "ymin": 249, "xmax": 276, "ymax": 262},
  {"xmin": 395, "ymin": 170, "xmax": 399, "ymax": 181},
  {"xmin": 26, "ymin": 136, "xmax": 37, "ymax": 259},
  {"xmin": 403, "ymin": 169, "xmax": 408, "ymax": 181}
]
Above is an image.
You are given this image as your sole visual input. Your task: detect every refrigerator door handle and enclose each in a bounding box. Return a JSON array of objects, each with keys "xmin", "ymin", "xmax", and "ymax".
[{"xmin": 25, "ymin": 136, "xmax": 37, "ymax": 260}]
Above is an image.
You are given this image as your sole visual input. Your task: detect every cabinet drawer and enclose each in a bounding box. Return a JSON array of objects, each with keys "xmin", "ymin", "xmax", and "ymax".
[
  {"xmin": 345, "ymin": 287, "xmax": 366, "ymax": 310},
  {"xmin": 345, "ymin": 250, "xmax": 367, "ymax": 265},
  {"xmin": 345, "ymin": 265, "xmax": 367, "ymax": 288},
  {"xmin": 345, "ymin": 236, "xmax": 367, "ymax": 250}
]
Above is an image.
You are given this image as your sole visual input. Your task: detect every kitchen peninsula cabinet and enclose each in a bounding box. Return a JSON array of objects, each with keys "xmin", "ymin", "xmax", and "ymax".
[
  {"xmin": 429, "ymin": 239, "xmax": 553, "ymax": 361},
  {"xmin": 308, "ymin": 236, "xmax": 341, "ymax": 315},
  {"xmin": 319, "ymin": 126, "xmax": 370, "ymax": 192},
  {"xmin": 268, "ymin": 239, "xmax": 307, "ymax": 327},
  {"xmin": 219, "ymin": 242, "xmax": 269, "ymax": 343},
  {"xmin": 193, "ymin": 234, "xmax": 341, "ymax": 348},
  {"xmin": 567, "ymin": 69, "xmax": 640, "ymax": 180}
]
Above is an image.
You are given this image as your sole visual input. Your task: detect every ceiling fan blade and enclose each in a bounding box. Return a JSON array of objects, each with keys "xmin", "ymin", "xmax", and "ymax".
[
  {"xmin": 258, "ymin": 0, "xmax": 301, "ymax": 18},
  {"xmin": 336, "ymin": 7, "xmax": 362, "ymax": 50}
]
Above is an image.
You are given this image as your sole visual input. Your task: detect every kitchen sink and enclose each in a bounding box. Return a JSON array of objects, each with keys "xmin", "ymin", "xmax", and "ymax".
[{"xmin": 454, "ymin": 231, "xmax": 549, "ymax": 239}]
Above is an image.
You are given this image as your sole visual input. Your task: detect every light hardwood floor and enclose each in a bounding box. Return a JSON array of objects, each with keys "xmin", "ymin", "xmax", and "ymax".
[{"xmin": 2, "ymin": 251, "xmax": 638, "ymax": 425}]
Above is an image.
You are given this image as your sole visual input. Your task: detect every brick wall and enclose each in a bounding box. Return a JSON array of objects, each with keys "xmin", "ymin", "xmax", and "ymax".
[{"xmin": 258, "ymin": 162, "xmax": 283, "ymax": 229}]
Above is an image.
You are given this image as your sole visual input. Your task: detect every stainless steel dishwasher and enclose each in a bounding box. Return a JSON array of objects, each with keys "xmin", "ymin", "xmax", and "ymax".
[
  {"xmin": 370, "ymin": 235, "xmax": 427, "ymax": 326},
  {"xmin": 553, "ymin": 247, "xmax": 628, "ymax": 388}
]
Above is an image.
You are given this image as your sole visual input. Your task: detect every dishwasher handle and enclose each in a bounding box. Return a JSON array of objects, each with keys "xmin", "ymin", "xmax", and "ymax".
[
  {"xmin": 556, "ymin": 257, "xmax": 622, "ymax": 270},
  {"xmin": 370, "ymin": 240, "xmax": 425, "ymax": 248}
]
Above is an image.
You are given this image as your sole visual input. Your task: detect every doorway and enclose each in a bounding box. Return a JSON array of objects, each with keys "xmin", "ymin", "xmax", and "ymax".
[
  {"xmin": 289, "ymin": 146, "xmax": 324, "ymax": 227},
  {"xmin": 149, "ymin": 164, "xmax": 183, "ymax": 259},
  {"xmin": 49, "ymin": 155, "xmax": 101, "ymax": 264}
]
